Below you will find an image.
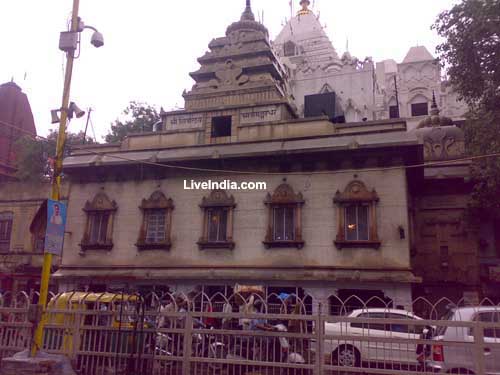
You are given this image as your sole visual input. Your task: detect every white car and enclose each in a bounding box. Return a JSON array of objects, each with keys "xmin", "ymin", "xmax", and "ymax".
[
  {"xmin": 321, "ymin": 308, "xmax": 424, "ymax": 367},
  {"xmin": 426, "ymin": 307, "xmax": 500, "ymax": 375}
]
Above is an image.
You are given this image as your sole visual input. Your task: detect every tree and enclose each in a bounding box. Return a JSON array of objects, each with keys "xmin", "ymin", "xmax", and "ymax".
[
  {"xmin": 433, "ymin": 0, "xmax": 500, "ymax": 110},
  {"xmin": 14, "ymin": 130, "xmax": 94, "ymax": 181},
  {"xmin": 433, "ymin": 0, "xmax": 500, "ymax": 214},
  {"xmin": 105, "ymin": 101, "xmax": 161, "ymax": 143}
]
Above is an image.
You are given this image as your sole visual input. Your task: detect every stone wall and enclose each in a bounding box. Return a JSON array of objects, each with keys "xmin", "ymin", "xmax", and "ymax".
[{"xmin": 61, "ymin": 168, "xmax": 410, "ymax": 272}]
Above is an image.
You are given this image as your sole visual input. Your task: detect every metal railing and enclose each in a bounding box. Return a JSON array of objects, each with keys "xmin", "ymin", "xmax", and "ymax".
[{"xmin": 1, "ymin": 291, "xmax": 500, "ymax": 375}]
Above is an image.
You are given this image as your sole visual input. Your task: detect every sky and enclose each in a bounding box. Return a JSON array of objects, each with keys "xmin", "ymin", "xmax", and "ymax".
[{"xmin": 0, "ymin": 0, "xmax": 459, "ymax": 141}]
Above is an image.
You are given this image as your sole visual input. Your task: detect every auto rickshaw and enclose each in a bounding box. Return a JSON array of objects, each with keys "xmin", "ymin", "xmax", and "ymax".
[{"xmin": 42, "ymin": 292, "xmax": 141, "ymax": 355}]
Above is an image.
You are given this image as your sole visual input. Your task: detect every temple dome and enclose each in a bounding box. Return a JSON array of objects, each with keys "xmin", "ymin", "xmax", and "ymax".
[
  {"xmin": 413, "ymin": 94, "xmax": 464, "ymax": 161},
  {"xmin": 402, "ymin": 46, "xmax": 434, "ymax": 63},
  {"xmin": 226, "ymin": 0, "xmax": 268, "ymax": 36},
  {"xmin": 274, "ymin": 1, "xmax": 341, "ymax": 66},
  {"xmin": 417, "ymin": 94, "xmax": 453, "ymax": 129}
]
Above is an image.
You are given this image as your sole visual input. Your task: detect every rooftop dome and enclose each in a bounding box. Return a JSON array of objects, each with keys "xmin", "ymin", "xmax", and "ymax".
[
  {"xmin": 414, "ymin": 93, "xmax": 464, "ymax": 161},
  {"xmin": 402, "ymin": 46, "xmax": 434, "ymax": 64},
  {"xmin": 417, "ymin": 93, "xmax": 454, "ymax": 128},
  {"xmin": 0, "ymin": 81, "xmax": 37, "ymax": 177},
  {"xmin": 226, "ymin": 0, "xmax": 268, "ymax": 36},
  {"xmin": 0, "ymin": 81, "xmax": 36, "ymax": 135}
]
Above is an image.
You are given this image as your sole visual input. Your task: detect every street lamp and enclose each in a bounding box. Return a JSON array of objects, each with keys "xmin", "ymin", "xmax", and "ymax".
[{"xmin": 32, "ymin": 0, "xmax": 104, "ymax": 356}]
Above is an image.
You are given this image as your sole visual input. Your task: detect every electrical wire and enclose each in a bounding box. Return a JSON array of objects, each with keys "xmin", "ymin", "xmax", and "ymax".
[
  {"xmin": 0, "ymin": 120, "xmax": 48, "ymax": 141},
  {"xmin": 2, "ymin": 118, "xmax": 498, "ymax": 177},
  {"xmin": 67, "ymin": 143, "xmax": 500, "ymax": 177}
]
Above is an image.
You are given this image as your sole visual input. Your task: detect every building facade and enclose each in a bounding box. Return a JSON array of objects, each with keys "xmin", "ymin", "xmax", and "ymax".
[
  {"xmin": 0, "ymin": 181, "xmax": 63, "ymax": 296},
  {"xmin": 409, "ymin": 102, "xmax": 500, "ymax": 304},
  {"xmin": 272, "ymin": 0, "xmax": 467, "ymax": 129},
  {"xmin": 51, "ymin": 0, "xmax": 495, "ymax": 310},
  {"xmin": 55, "ymin": 1, "xmax": 426, "ymax": 310}
]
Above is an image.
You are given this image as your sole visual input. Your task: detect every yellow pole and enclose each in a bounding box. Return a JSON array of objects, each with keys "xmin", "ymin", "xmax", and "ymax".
[{"xmin": 32, "ymin": 0, "xmax": 80, "ymax": 356}]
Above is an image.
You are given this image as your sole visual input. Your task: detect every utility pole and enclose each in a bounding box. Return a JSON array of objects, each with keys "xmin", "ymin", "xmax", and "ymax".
[
  {"xmin": 32, "ymin": 0, "xmax": 80, "ymax": 356},
  {"xmin": 394, "ymin": 75, "xmax": 400, "ymax": 118}
]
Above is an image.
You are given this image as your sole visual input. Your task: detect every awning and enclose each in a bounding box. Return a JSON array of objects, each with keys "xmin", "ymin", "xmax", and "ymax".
[{"xmin": 53, "ymin": 266, "xmax": 421, "ymax": 284}]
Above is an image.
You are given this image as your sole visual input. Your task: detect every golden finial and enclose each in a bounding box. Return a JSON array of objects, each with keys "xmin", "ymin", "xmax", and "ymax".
[{"xmin": 297, "ymin": 0, "xmax": 312, "ymax": 15}]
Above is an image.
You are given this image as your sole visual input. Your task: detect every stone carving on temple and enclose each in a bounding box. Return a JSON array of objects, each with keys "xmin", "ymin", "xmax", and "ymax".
[{"xmin": 414, "ymin": 93, "xmax": 465, "ymax": 161}]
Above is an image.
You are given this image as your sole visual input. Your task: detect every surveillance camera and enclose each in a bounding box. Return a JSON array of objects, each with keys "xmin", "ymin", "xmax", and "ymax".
[{"xmin": 90, "ymin": 31, "xmax": 104, "ymax": 48}]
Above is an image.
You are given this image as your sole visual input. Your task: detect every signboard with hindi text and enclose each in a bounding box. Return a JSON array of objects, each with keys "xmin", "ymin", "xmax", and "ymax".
[
  {"xmin": 165, "ymin": 113, "xmax": 204, "ymax": 130},
  {"xmin": 240, "ymin": 105, "xmax": 281, "ymax": 125}
]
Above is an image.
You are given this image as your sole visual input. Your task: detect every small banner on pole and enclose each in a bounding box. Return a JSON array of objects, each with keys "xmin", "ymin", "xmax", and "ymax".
[{"xmin": 45, "ymin": 199, "xmax": 67, "ymax": 256}]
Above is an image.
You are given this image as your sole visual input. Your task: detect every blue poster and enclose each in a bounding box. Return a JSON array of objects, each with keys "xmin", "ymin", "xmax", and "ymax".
[{"xmin": 45, "ymin": 200, "xmax": 67, "ymax": 256}]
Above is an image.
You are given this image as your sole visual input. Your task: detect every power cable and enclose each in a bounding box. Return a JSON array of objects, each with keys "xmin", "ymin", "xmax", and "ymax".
[
  {"xmin": 67, "ymin": 143, "xmax": 500, "ymax": 177},
  {"xmin": 2, "ymin": 118, "xmax": 497, "ymax": 177},
  {"xmin": 0, "ymin": 120, "xmax": 48, "ymax": 141}
]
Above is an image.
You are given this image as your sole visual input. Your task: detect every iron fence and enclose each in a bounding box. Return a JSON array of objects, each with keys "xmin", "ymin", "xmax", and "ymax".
[{"xmin": 1, "ymin": 291, "xmax": 500, "ymax": 375}]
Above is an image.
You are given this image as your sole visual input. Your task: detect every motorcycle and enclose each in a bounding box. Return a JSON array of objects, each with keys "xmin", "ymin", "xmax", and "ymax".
[
  {"xmin": 151, "ymin": 320, "xmax": 224, "ymax": 372},
  {"xmin": 416, "ymin": 325, "xmax": 434, "ymax": 366},
  {"xmin": 208, "ymin": 323, "xmax": 306, "ymax": 372}
]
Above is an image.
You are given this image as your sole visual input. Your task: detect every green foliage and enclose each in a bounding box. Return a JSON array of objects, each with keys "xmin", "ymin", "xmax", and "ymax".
[
  {"xmin": 105, "ymin": 101, "xmax": 161, "ymax": 143},
  {"xmin": 433, "ymin": 0, "xmax": 500, "ymax": 215},
  {"xmin": 464, "ymin": 110, "xmax": 500, "ymax": 214},
  {"xmin": 14, "ymin": 130, "xmax": 94, "ymax": 182},
  {"xmin": 433, "ymin": 0, "xmax": 500, "ymax": 110}
]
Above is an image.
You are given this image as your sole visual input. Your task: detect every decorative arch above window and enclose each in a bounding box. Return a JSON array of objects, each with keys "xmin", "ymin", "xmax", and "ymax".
[
  {"xmin": 0, "ymin": 211, "xmax": 13, "ymax": 252},
  {"xmin": 333, "ymin": 181, "xmax": 381, "ymax": 250},
  {"xmin": 136, "ymin": 191, "xmax": 174, "ymax": 251},
  {"xmin": 263, "ymin": 182, "xmax": 305, "ymax": 249},
  {"xmin": 320, "ymin": 83, "xmax": 333, "ymax": 94},
  {"xmin": 80, "ymin": 192, "xmax": 117, "ymax": 251},
  {"xmin": 409, "ymin": 93, "xmax": 430, "ymax": 117},
  {"xmin": 198, "ymin": 190, "xmax": 236, "ymax": 250}
]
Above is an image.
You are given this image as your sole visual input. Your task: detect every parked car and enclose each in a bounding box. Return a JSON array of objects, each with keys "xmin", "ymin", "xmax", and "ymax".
[
  {"xmin": 425, "ymin": 307, "xmax": 500, "ymax": 374},
  {"xmin": 316, "ymin": 308, "xmax": 424, "ymax": 368}
]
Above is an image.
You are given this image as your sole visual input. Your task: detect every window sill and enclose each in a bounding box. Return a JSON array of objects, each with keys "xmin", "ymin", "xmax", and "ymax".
[
  {"xmin": 334, "ymin": 240, "xmax": 381, "ymax": 250},
  {"xmin": 79, "ymin": 242, "xmax": 114, "ymax": 251},
  {"xmin": 197, "ymin": 241, "xmax": 235, "ymax": 250},
  {"xmin": 263, "ymin": 240, "xmax": 305, "ymax": 249},
  {"xmin": 135, "ymin": 242, "xmax": 172, "ymax": 251}
]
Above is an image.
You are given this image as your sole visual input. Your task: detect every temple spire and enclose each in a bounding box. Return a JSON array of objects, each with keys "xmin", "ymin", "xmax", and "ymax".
[
  {"xmin": 430, "ymin": 91, "xmax": 439, "ymax": 115},
  {"xmin": 241, "ymin": 0, "xmax": 255, "ymax": 21}
]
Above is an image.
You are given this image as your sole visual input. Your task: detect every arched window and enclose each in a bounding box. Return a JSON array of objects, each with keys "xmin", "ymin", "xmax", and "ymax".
[
  {"xmin": 136, "ymin": 191, "xmax": 174, "ymax": 251},
  {"xmin": 410, "ymin": 94, "xmax": 429, "ymax": 117},
  {"xmin": 388, "ymin": 97, "xmax": 399, "ymax": 119},
  {"xmin": 80, "ymin": 192, "xmax": 117, "ymax": 251},
  {"xmin": 334, "ymin": 181, "xmax": 380, "ymax": 249},
  {"xmin": 263, "ymin": 182, "xmax": 304, "ymax": 249},
  {"xmin": 0, "ymin": 212, "xmax": 13, "ymax": 252},
  {"xmin": 284, "ymin": 40, "xmax": 297, "ymax": 57},
  {"xmin": 198, "ymin": 190, "xmax": 236, "ymax": 250}
]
